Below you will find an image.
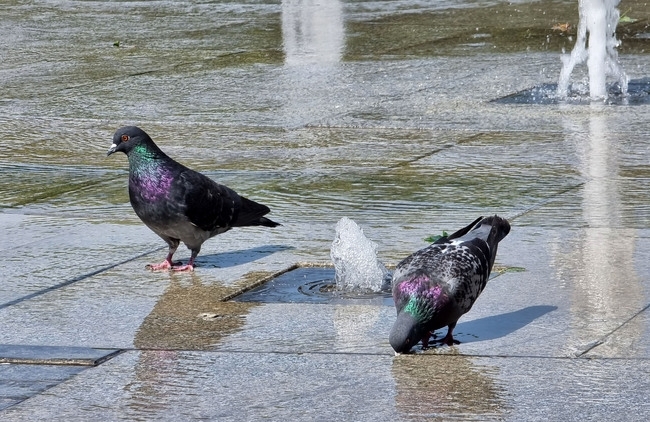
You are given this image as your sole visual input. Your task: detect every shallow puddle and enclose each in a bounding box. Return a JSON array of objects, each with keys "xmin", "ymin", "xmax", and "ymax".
[
  {"xmin": 1, "ymin": 0, "xmax": 650, "ymax": 419},
  {"xmin": 233, "ymin": 266, "xmax": 393, "ymax": 305},
  {"xmin": 492, "ymin": 77, "xmax": 650, "ymax": 105}
]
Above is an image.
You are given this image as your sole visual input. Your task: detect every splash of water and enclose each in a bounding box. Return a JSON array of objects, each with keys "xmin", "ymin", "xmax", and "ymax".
[
  {"xmin": 557, "ymin": 0, "xmax": 627, "ymax": 99},
  {"xmin": 330, "ymin": 217, "xmax": 389, "ymax": 292}
]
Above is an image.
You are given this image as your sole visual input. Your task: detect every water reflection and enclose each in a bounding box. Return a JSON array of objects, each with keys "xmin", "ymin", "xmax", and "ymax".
[
  {"xmin": 133, "ymin": 273, "xmax": 258, "ymax": 350},
  {"xmin": 391, "ymin": 354, "xmax": 505, "ymax": 420},
  {"xmin": 127, "ymin": 273, "xmax": 258, "ymax": 416},
  {"xmin": 282, "ymin": 0, "xmax": 344, "ymax": 66},
  {"xmin": 333, "ymin": 305, "xmax": 382, "ymax": 352},
  {"xmin": 557, "ymin": 105, "xmax": 643, "ymax": 354},
  {"xmin": 124, "ymin": 350, "xmax": 182, "ymax": 417},
  {"xmin": 280, "ymin": 0, "xmax": 345, "ymax": 127}
]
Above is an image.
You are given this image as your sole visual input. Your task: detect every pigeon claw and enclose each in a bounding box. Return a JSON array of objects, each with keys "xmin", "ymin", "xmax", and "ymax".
[
  {"xmin": 146, "ymin": 260, "xmax": 194, "ymax": 272},
  {"xmin": 436, "ymin": 333, "xmax": 460, "ymax": 346},
  {"xmin": 146, "ymin": 260, "xmax": 173, "ymax": 271},
  {"xmin": 170, "ymin": 263, "xmax": 194, "ymax": 272}
]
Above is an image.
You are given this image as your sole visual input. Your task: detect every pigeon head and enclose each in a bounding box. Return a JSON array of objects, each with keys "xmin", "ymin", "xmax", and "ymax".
[
  {"xmin": 107, "ymin": 126, "xmax": 153, "ymax": 157},
  {"xmin": 389, "ymin": 310, "xmax": 426, "ymax": 354}
]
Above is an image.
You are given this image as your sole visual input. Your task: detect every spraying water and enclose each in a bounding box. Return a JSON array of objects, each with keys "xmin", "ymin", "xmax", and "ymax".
[
  {"xmin": 330, "ymin": 217, "xmax": 390, "ymax": 292},
  {"xmin": 557, "ymin": 0, "xmax": 627, "ymax": 99}
]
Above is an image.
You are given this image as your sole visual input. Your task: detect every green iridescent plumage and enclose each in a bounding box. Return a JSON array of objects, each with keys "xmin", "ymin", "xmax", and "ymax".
[{"xmin": 403, "ymin": 296, "xmax": 435, "ymax": 321}]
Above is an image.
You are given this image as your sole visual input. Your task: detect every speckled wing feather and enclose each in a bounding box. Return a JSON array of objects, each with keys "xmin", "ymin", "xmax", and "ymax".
[
  {"xmin": 434, "ymin": 216, "xmax": 484, "ymax": 244},
  {"xmin": 393, "ymin": 236, "xmax": 492, "ymax": 316}
]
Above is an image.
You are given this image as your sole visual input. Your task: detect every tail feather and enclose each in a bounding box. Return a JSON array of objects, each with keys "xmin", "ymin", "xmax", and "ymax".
[
  {"xmin": 257, "ymin": 216, "xmax": 281, "ymax": 227},
  {"xmin": 484, "ymin": 215, "xmax": 511, "ymax": 270},
  {"xmin": 234, "ymin": 196, "xmax": 280, "ymax": 227},
  {"xmin": 446, "ymin": 216, "xmax": 484, "ymax": 241},
  {"xmin": 485, "ymin": 215, "xmax": 510, "ymax": 249}
]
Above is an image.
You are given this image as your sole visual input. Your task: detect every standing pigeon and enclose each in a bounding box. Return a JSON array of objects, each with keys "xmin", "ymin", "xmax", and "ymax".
[
  {"xmin": 389, "ymin": 215, "xmax": 510, "ymax": 353},
  {"xmin": 107, "ymin": 126, "xmax": 280, "ymax": 272}
]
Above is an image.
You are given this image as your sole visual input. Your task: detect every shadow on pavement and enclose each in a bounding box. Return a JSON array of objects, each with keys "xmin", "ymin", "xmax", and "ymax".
[
  {"xmin": 195, "ymin": 245, "xmax": 294, "ymax": 268},
  {"xmin": 456, "ymin": 305, "xmax": 558, "ymax": 343}
]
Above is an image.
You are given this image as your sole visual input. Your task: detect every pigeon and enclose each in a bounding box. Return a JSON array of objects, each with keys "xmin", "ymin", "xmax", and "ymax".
[
  {"xmin": 107, "ymin": 126, "xmax": 280, "ymax": 272},
  {"xmin": 389, "ymin": 215, "xmax": 510, "ymax": 354}
]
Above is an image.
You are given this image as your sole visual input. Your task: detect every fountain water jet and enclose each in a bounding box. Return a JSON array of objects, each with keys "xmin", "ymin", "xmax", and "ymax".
[
  {"xmin": 233, "ymin": 217, "xmax": 393, "ymax": 303},
  {"xmin": 330, "ymin": 217, "xmax": 389, "ymax": 292},
  {"xmin": 558, "ymin": 0, "xmax": 627, "ymax": 100}
]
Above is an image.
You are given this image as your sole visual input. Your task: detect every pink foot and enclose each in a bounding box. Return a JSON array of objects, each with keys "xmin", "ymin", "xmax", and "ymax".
[
  {"xmin": 146, "ymin": 260, "xmax": 173, "ymax": 271},
  {"xmin": 170, "ymin": 263, "xmax": 194, "ymax": 272},
  {"xmin": 146, "ymin": 257, "xmax": 194, "ymax": 272}
]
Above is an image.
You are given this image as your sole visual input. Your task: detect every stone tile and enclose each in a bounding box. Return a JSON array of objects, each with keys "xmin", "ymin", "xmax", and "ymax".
[
  {"xmin": 585, "ymin": 306, "xmax": 650, "ymax": 358},
  {"xmin": 0, "ymin": 345, "xmax": 120, "ymax": 366},
  {"xmin": 0, "ymin": 214, "xmax": 162, "ymax": 306},
  {"xmin": 2, "ymin": 351, "xmax": 650, "ymax": 421},
  {"xmin": 0, "ymin": 364, "xmax": 86, "ymax": 411}
]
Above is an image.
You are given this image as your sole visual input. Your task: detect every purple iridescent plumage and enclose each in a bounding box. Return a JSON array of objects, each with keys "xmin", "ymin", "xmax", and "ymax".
[
  {"xmin": 131, "ymin": 167, "xmax": 174, "ymax": 202},
  {"xmin": 398, "ymin": 275, "xmax": 446, "ymax": 304},
  {"xmin": 389, "ymin": 215, "xmax": 510, "ymax": 353}
]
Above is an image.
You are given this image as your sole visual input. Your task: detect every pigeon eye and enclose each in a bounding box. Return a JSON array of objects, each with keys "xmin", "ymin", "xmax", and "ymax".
[{"xmin": 121, "ymin": 135, "xmax": 129, "ymax": 142}]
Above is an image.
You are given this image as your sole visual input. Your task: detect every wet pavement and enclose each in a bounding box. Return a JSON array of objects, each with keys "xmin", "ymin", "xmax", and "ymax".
[{"xmin": 2, "ymin": 0, "xmax": 650, "ymax": 420}]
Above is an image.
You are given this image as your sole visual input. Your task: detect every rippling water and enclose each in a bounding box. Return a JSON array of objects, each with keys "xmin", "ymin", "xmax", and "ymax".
[{"xmin": 2, "ymin": 1, "xmax": 650, "ymax": 420}]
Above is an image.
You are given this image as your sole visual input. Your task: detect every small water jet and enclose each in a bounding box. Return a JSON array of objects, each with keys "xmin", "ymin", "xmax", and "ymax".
[
  {"xmin": 330, "ymin": 217, "xmax": 390, "ymax": 292},
  {"xmin": 557, "ymin": 0, "xmax": 628, "ymax": 100},
  {"xmin": 232, "ymin": 217, "xmax": 392, "ymax": 304}
]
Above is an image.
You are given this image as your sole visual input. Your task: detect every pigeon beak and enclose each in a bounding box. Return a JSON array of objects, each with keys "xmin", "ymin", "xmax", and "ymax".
[{"xmin": 107, "ymin": 143, "xmax": 117, "ymax": 156}]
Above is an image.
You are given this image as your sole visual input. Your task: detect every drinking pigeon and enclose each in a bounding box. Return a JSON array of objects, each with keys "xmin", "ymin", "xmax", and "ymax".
[
  {"xmin": 389, "ymin": 215, "xmax": 510, "ymax": 353},
  {"xmin": 107, "ymin": 126, "xmax": 280, "ymax": 272}
]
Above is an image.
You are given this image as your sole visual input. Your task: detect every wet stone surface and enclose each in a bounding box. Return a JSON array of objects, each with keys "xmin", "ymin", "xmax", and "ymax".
[
  {"xmin": 233, "ymin": 266, "xmax": 393, "ymax": 305},
  {"xmin": 3, "ymin": 351, "xmax": 650, "ymax": 420},
  {"xmin": 2, "ymin": 0, "xmax": 650, "ymax": 419},
  {"xmin": 0, "ymin": 364, "xmax": 87, "ymax": 411},
  {"xmin": 0, "ymin": 345, "xmax": 120, "ymax": 366},
  {"xmin": 492, "ymin": 78, "xmax": 650, "ymax": 105}
]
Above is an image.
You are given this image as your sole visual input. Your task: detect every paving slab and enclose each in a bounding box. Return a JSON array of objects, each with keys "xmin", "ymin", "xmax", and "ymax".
[
  {"xmin": 0, "ymin": 345, "xmax": 120, "ymax": 366},
  {"xmin": 0, "ymin": 260, "xmax": 301, "ymax": 351},
  {"xmin": 585, "ymin": 306, "xmax": 650, "ymax": 358},
  {"xmin": 2, "ymin": 0, "xmax": 650, "ymax": 419},
  {"xmin": 2, "ymin": 350, "xmax": 650, "ymax": 420},
  {"xmin": 0, "ymin": 216, "xmax": 161, "ymax": 306},
  {"xmin": 0, "ymin": 364, "xmax": 87, "ymax": 411}
]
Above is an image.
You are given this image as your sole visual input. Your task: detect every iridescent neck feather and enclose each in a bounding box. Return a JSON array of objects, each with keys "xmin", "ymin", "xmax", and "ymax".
[{"xmin": 128, "ymin": 143, "xmax": 174, "ymax": 201}]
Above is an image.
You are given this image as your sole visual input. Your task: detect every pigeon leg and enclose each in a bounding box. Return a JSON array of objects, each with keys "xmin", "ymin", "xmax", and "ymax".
[
  {"xmin": 420, "ymin": 332, "xmax": 432, "ymax": 350},
  {"xmin": 170, "ymin": 248, "xmax": 199, "ymax": 272},
  {"xmin": 146, "ymin": 252, "xmax": 182, "ymax": 271},
  {"xmin": 147, "ymin": 240, "xmax": 180, "ymax": 271},
  {"xmin": 438, "ymin": 323, "xmax": 461, "ymax": 346}
]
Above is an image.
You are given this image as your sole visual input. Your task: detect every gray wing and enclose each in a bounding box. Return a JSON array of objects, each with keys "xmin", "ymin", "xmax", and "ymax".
[{"xmin": 393, "ymin": 239, "xmax": 492, "ymax": 314}]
